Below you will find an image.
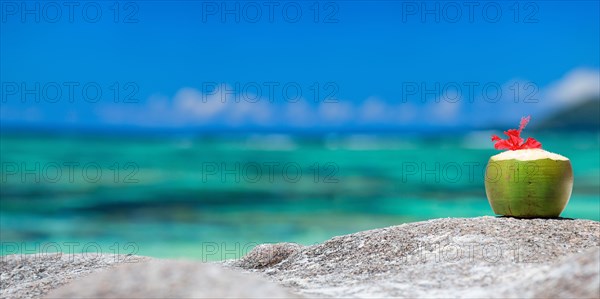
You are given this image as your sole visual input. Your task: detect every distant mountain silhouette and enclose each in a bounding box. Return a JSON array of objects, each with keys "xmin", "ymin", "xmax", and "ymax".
[{"xmin": 537, "ymin": 97, "xmax": 600, "ymax": 131}]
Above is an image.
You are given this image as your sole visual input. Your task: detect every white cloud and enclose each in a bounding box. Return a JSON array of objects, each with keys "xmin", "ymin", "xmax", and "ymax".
[
  {"xmin": 226, "ymin": 99, "xmax": 272, "ymax": 126},
  {"xmin": 89, "ymin": 68, "xmax": 599, "ymax": 129},
  {"xmin": 357, "ymin": 97, "xmax": 419, "ymax": 125},
  {"xmin": 359, "ymin": 97, "xmax": 387, "ymax": 122},
  {"xmin": 393, "ymin": 103, "xmax": 418, "ymax": 123},
  {"xmin": 174, "ymin": 86, "xmax": 227, "ymax": 119},
  {"xmin": 284, "ymin": 99, "xmax": 316, "ymax": 127},
  {"xmin": 544, "ymin": 68, "xmax": 600, "ymax": 106},
  {"xmin": 95, "ymin": 85, "xmax": 277, "ymax": 127},
  {"xmin": 318, "ymin": 101, "xmax": 354, "ymax": 124},
  {"xmin": 427, "ymin": 92, "xmax": 462, "ymax": 124}
]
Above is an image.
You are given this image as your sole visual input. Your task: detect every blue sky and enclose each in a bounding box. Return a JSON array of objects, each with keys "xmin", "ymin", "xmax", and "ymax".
[{"xmin": 1, "ymin": 1, "xmax": 599, "ymax": 132}]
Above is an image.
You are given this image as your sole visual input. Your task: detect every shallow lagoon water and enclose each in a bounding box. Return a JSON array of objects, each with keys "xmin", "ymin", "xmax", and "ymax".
[{"xmin": 1, "ymin": 132, "xmax": 598, "ymax": 259}]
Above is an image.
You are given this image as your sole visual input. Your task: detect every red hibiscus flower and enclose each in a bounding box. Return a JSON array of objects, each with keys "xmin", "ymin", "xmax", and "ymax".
[{"xmin": 491, "ymin": 116, "xmax": 542, "ymax": 150}]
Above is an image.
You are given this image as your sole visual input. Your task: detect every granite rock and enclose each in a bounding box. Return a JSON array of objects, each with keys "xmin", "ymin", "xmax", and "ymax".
[
  {"xmin": 3, "ymin": 217, "xmax": 599, "ymax": 298},
  {"xmin": 228, "ymin": 216, "xmax": 600, "ymax": 298}
]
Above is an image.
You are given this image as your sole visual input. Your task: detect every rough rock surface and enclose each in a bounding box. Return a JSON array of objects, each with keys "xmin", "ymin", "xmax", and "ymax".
[
  {"xmin": 2, "ymin": 217, "xmax": 599, "ymax": 298},
  {"xmin": 233, "ymin": 242, "xmax": 305, "ymax": 269},
  {"xmin": 0, "ymin": 253, "xmax": 149, "ymax": 299},
  {"xmin": 45, "ymin": 259, "xmax": 297, "ymax": 298},
  {"xmin": 226, "ymin": 216, "xmax": 600, "ymax": 298},
  {"xmin": 507, "ymin": 247, "xmax": 600, "ymax": 299}
]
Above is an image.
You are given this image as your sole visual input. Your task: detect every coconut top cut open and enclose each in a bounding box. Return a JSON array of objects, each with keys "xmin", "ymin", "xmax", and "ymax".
[{"xmin": 491, "ymin": 148, "xmax": 569, "ymax": 161}]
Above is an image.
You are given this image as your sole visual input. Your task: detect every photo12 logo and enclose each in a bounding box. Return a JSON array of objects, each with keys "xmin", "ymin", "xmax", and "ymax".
[
  {"xmin": 1, "ymin": 1, "xmax": 139, "ymax": 23},
  {"xmin": 400, "ymin": 1, "xmax": 539, "ymax": 24},
  {"xmin": 200, "ymin": 1, "xmax": 339, "ymax": 23},
  {"xmin": 400, "ymin": 81, "xmax": 539, "ymax": 104},
  {"xmin": 1, "ymin": 81, "xmax": 139, "ymax": 104},
  {"xmin": 199, "ymin": 242, "xmax": 259, "ymax": 262},
  {"xmin": 200, "ymin": 162, "xmax": 339, "ymax": 183},
  {"xmin": 201, "ymin": 81, "xmax": 339, "ymax": 103},
  {"xmin": 1, "ymin": 161, "xmax": 140, "ymax": 184},
  {"xmin": 1, "ymin": 242, "xmax": 140, "ymax": 263},
  {"xmin": 399, "ymin": 161, "xmax": 540, "ymax": 184},
  {"xmin": 399, "ymin": 241, "xmax": 544, "ymax": 264}
]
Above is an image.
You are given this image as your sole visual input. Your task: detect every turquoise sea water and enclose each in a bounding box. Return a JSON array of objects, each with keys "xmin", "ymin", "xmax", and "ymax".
[{"xmin": 1, "ymin": 132, "xmax": 599, "ymax": 260}]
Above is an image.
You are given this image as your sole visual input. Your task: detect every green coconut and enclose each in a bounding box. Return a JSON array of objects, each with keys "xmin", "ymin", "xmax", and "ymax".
[{"xmin": 484, "ymin": 149, "xmax": 573, "ymax": 218}]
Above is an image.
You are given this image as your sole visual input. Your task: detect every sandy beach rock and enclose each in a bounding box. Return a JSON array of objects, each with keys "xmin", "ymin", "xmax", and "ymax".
[
  {"xmin": 233, "ymin": 242, "xmax": 305, "ymax": 269},
  {"xmin": 229, "ymin": 216, "xmax": 600, "ymax": 298},
  {"xmin": 2, "ymin": 216, "xmax": 599, "ymax": 298},
  {"xmin": 45, "ymin": 259, "xmax": 297, "ymax": 298},
  {"xmin": 505, "ymin": 247, "xmax": 600, "ymax": 299},
  {"xmin": 0, "ymin": 253, "xmax": 148, "ymax": 299}
]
